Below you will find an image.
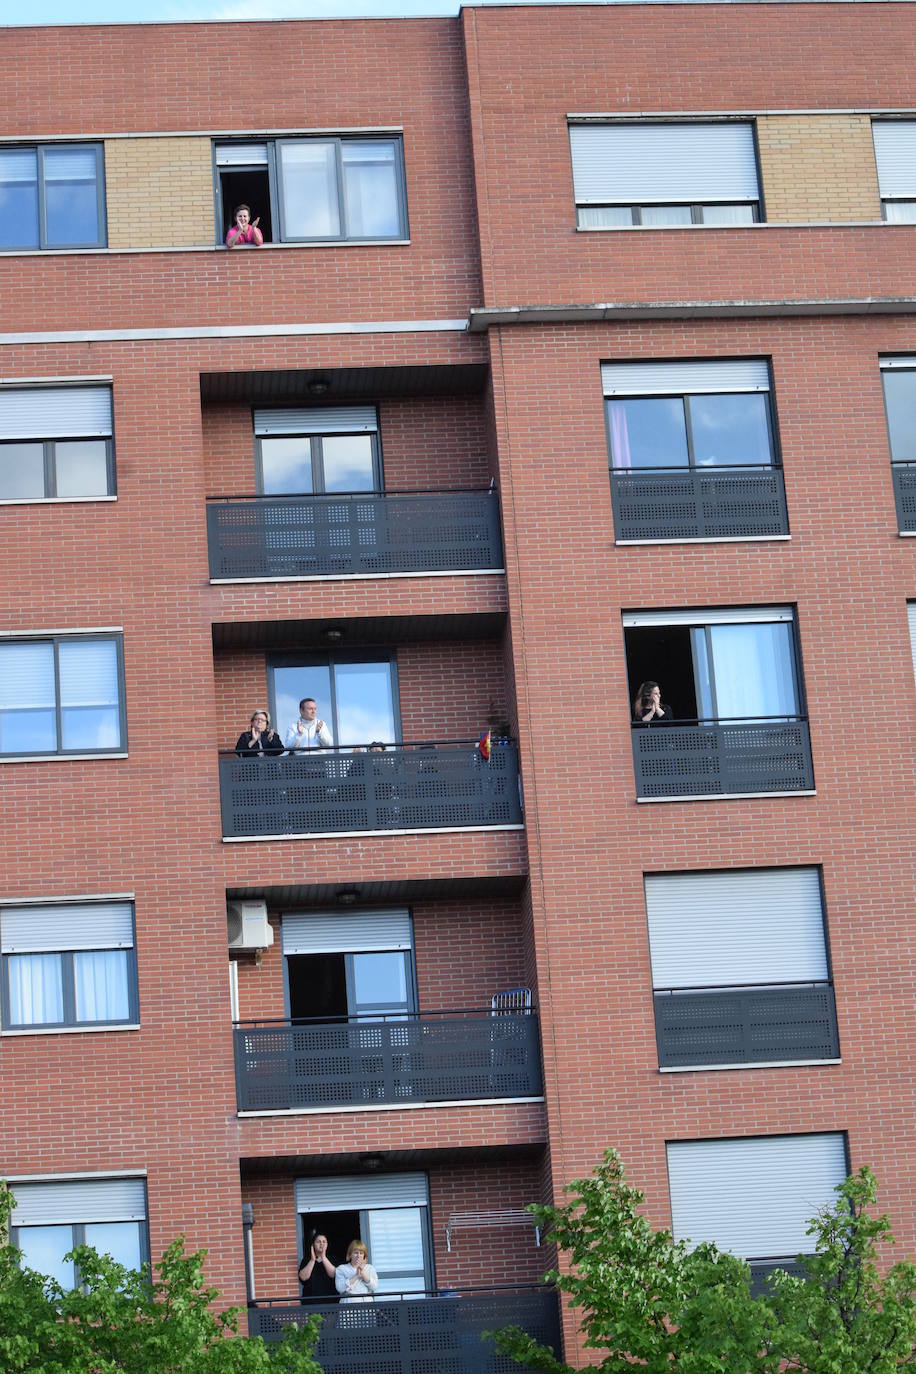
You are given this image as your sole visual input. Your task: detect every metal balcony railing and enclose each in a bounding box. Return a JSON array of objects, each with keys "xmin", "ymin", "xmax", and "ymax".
[
  {"xmin": 219, "ymin": 740, "xmax": 523, "ymax": 839},
  {"xmin": 609, "ymin": 465, "xmax": 789, "ymax": 541},
  {"xmin": 654, "ymin": 981, "xmax": 839, "ymax": 1068},
  {"xmin": 749, "ymin": 1258, "xmax": 811, "ymax": 1294},
  {"xmin": 234, "ymin": 1009, "xmax": 543, "ymax": 1112},
  {"xmin": 206, "ymin": 488, "xmax": 504, "ymax": 580},
  {"xmin": 891, "ymin": 462, "xmax": 916, "ymax": 532},
  {"xmin": 632, "ymin": 717, "xmax": 814, "ymax": 799},
  {"xmin": 247, "ymin": 1286, "xmax": 562, "ymax": 1372}
]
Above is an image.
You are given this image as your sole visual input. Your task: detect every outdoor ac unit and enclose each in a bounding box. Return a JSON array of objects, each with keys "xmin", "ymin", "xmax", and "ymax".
[{"xmin": 227, "ymin": 900, "xmax": 274, "ymax": 951}]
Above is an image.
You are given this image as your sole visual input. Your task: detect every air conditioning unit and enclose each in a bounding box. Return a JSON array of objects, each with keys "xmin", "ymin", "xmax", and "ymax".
[{"xmin": 227, "ymin": 900, "xmax": 274, "ymax": 952}]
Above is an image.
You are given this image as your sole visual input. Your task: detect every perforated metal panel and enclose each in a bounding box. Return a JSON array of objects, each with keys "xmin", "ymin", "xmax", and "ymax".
[
  {"xmin": 1, "ymin": 901, "xmax": 133, "ymax": 953},
  {"xmin": 294, "ymin": 1173, "xmax": 429, "ymax": 1213},
  {"xmin": 10, "ymin": 1177, "xmax": 146, "ymax": 1226},
  {"xmin": 235, "ymin": 1013, "xmax": 543, "ymax": 1111},
  {"xmin": 601, "ymin": 359, "xmax": 769, "ymax": 395},
  {"xmin": 206, "ymin": 491, "xmax": 503, "ymax": 579},
  {"xmin": 569, "ymin": 122, "xmax": 759, "ymax": 204},
  {"xmin": 872, "ymin": 122, "xmax": 916, "ymax": 198},
  {"xmin": 892, "ymin": 465, "xmax": 916, "ymax": 531},
  {"xmin": 632, "ymin": 720, "xmax": 813, "ymax": 798},
  {"xmin": 654, "ymin": 984, "xmax": 839, "ymax": 1067},
  {"xmin": 0, "ymin": 387, "xmax": 112, "ymax": 440},
  {"xmin": 282, "ymin": 909, "xmax": 412, "ymax": 955},
  {"xmin": 610, "ymin": 468, "xmax": 788, "ymax": 541},
  {"xmin": 254, "ymin": 407, "xmax": 378, "ymax": 435}
]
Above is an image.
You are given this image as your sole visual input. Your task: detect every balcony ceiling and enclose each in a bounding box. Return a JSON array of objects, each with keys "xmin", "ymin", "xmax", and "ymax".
[
  {"xmin": 240, "ymin": 1141, "xmax": 545, "ymax": 1177},
  {"xmin": 212, "ymin": 611, "xmax": 506, "ymax": 650},
  {"xmin": 227, "ymin": 873, "xmax": 526, "ymax": 907},
  {"xmin": 200, "ymin": 363, "xmax": 488, "ymax": 405}
]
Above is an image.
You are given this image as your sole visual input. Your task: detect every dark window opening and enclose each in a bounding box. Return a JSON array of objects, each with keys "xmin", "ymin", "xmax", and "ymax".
[
  {"xmin": 300, "ymin": 1210, "xmax": 359, "ymax": 1289},
  {"xmin": 288, "ymin": 953, "xmax": 347, "ymax": 1023},
  {"xmin": 219, "ymin": 168, "xmax": 273, "ymax": 244},
  {"xmin": 625, "ymin": 626, "xmax": 697, "ymax": 723}
]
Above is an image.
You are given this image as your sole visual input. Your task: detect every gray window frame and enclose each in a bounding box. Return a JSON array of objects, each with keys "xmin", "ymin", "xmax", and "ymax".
[
  {"xmin": 1, "ymin": 903, "xmax": 139, "ymax": 1032},
  {"xmin": 880, "ymin": 360, "xmax": 916, "ymax": 461},
  {"xmin": 0, "ymin": 436, "xmax": 116, "ymax": 501},
  {"xmin": 1, "ymin": 143, "xmax": 107, "ymax": 251},
  {"xmin": 11, "ymin": 1218, "xmax": 149, "ymax": 1288},
  {"xmin": 268, "ymin": 649, "xmax": 402, "ymax": 747},
  {"xmin": 254, "ymin": 427, "xmax": 383, "ymax": 494},
  {"xmin": 0, "ymin": 632, "xmax": 127, "ymax": 760},
  {"xmin": 605, "ymin": 383, "xmax": 779, "ymax": 474},
  {"xmin": 585, "ymin": 202, "xmax": 760, "ymax": 227}
]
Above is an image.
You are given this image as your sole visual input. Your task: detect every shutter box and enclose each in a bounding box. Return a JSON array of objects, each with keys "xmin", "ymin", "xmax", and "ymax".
[
  {"xmin": 254, "ymin": 406, "xmax": 378, "ymax": 437},
  {"xmin": 295, "ymin": 1172, "xmax": 429, "ymax": 1213},
  {"xmin": 282, "ymin": 909, "xmax": 412, "ymax": 956},
  {"xmin": 623, "ymin": 606, "xmax": 793, "ymax": 628},
  {"xmin": 1, "ymin": 901, "xmax": 134, "ymax": 954},
  {"xmin": 872, "ymin": 122, "xmax": 916, "ymax": 199},
  {"xmin": 0, "ymin": 387, "xmax": 112, "ymax": 441},
  {"xmin": 10, "ymin": 1177, "xmax": 147, "ymax": 1226},
  {"xmin": 602, "ymin": 359, "xmax": 770, "ymax": 396},
  {"xmin": 570, "ymin": 122, "xmax": 759, "ymax": 205}
]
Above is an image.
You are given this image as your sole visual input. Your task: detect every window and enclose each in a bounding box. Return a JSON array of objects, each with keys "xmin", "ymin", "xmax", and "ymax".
[
  {"xmin": 0, "ymin": 145, "xmax": 106, "ymax": 250},
  {"xmin": 646, "ymin": 868, "xmax": 838, "ymax": 1068},
  {"xmin": 270, "ymin": 651, "xmax": 399, "ymax": 749},
  {"xmin": 282, "ymin": 908, "xmax": 416, "ymax": 1023},
  {"xmin": 295, "ymin": 1172, "xmax": 432, "ymax": 1297},
  {"xmin": 569, "ymin": 122, "xmax": 760, "ymax": 228},
  {"xmin": 872, "ymin": 122, "xmax": 916, "ymax": 222},
  {"xmin": 0, "ymin": 387, "xmax": 114, "ymax": 502},
  {"xmin": 215, "ymin": 137, "xmax": 407, "ymax": 245},
  {"xmin": 881, "ymin": 358, "xmax": 916, "ymax": 461},
  {"xmin": 666, "ymin": 1134, "xmax": 847, "ymax": 1274},
  {"xmin": 908, "ymin": 604, "xmax": 916, "ymax": 686},
  {"xmin": 1, "ymin": 901, "xmax": 137, "ymax": 1032},
  {"xmin": 0, "ymin": 634, "xmax": 126, "ymax": 757},
  {"xmin": 9, "ymin": 1177, "xmax": 147, "ymax": 1290},
  {"xmin": 255, "ymin": 406, "xmax": 380, "ymax": 494}
]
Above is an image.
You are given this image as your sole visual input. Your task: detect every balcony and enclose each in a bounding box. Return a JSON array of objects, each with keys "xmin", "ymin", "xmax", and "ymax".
[
  {"xmin": 891, "ymin": 463, "xmax": 916, "ymax": 532},
  {"xmin": 610, "ymin": 466, "xmax": 789, "ymax": 542},
  {"xmin": 219, "ymin": 740, "xmax": 523, "ymax": 839},
  {"xmin": 247, "ymin": 1287, "xmax": 561, "ymax": 1371},
  {"xmin": 749, "ymin": 1259, "xmax": 810, "ymax": 1295},
  {"xmin": 632, "ymin": 718, "xmax": 814, "ymax": 800},
  {"xmin": 654, "ymin": 982, "xmax": 839, "ymax": 1069},
  {"xmin": 206, "ymin": 489, "xmax": 504, "ymax": 581},
  {"xmin": 234, "ymin": 1009, "xmax": 543, "ymax": 1112}
]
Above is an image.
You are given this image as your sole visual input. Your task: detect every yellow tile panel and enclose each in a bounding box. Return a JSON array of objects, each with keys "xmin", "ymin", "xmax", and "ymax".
[
  {"xmin": 105, "ymin": 137, "xmax": 214, "ymax": 249},
  {"xmin": 757, "ymin": 115, "xmax": 881, "ymax": 223}
]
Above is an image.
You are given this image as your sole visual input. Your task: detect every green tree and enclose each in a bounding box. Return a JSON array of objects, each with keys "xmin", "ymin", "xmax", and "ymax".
[
  {"xmin": 0, "ymin": 1186, "xmax": 323, "ymax": 1374},
  {"xmin": 489, "ymin": 1149, "xmax": 916, "ymax": 1374}
]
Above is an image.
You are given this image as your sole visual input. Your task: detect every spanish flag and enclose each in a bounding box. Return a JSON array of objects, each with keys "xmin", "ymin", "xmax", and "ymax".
[{"xmin": 479, "ymin": 728, "xmax": 492, "ymax": 762}]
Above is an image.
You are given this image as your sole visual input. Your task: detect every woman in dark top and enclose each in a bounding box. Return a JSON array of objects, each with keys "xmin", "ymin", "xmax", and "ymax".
[
  {"xmin": 299, "ymin": 1233, "xmax": 338, "ymax": 1303},
  {"xmin": 633, "ymin": 681, "xmax": 673, "ymax": 724},
  {"xmin": 235, "ymin": 708, "xmax": 284, "ymax": 757}
]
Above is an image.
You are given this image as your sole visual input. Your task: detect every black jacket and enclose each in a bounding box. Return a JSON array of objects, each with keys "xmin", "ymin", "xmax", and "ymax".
[{"xmin": 235, "ymin": 730, "xmax": 285, "ymax": 757}]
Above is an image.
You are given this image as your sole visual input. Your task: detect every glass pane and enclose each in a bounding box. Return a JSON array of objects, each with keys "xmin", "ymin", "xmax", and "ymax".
[
  {"xmin": 885, "ymin": 201, "xmax": 916, "ymax": 223},
  {"xmin": 54, "ymin": 441, "xmax": 110, "ymax": 497},
  {"xmin": 59, "ymin": 640, "xmax": 120, "ymax": 750},
  {"xmin": 701, "ymin": 203, "xmax": 755, "ymax": 224},
  {"xmin": 708, "ymin": 622, "xmax": 799, "ymax": 721},
  {"xmin": 689, "ymin": 393, "xmax": 772, "ymax": 467},
  {"xmin": 43, "ymin": 147, "xmax": 100, "ymax": 247},
  {"xmin": 7, "ymin": 953, "xmax": 64, "ymax": 1025},
  {"xmin": 334, "ymin": 661, "xmax": 396, "ymax": 746},
  {"xmin": 341, "ymin": 140, "xmax": 401, "ymax": 237},
  {"xmin": 0, "ymin": 149, "xmax": 39, "ymax": 249},
  {"xmin": 320, "ymin": 435, "xmax": 375, "ymax": 492},
  {"xmin": 84, "ymin": 1222, "xmax": 142, "ymax": 1272},
  {"xmin": 74, "ymin": 950, "xmax": 130, "ymax": 1022},
  {"xmin": 260, "ymin": 437, "xmax": 313, "ymax": 494},
  {"xmin": 273, "ymin": 664, "xmax": 333, "ymax": 745},
  {"xmin": 639, "ymin": 204, "xmax": 692, "ymax": 225},
  {"xmin": 367, "ymin": 1208, "xmax": 426, "ymax": 1294},
  {"xmin": 0, "ymin": 443, "xmax": 45, "ymax": 499},
  {"xmin": 577, "ymin": 205, "xmax": 633, "ymax": 228},
  {"xmin": 279, "ymin": 142, "xmax": 340, "ymax": 238},
  {"xmin": 0, "ymin": 642, "xmax": 56, "ymax": 754},
  {"xmin": 883, "ymin": 371, "xmax": 916, "ymax": 461},
  {"xmin": 352, "ymin": 952, "xmax": 408, "ymax": 1011},
  {"xmin": 690, "ymin": 628, "xmax": 714, "ymax": 723},
  {"xmin": 607, "ymin": 397, "xmax": 688, "ymax": 471},
  {"xmin": 17, "ymin": 1226, "xmax": 74, "ymax": 1290}
]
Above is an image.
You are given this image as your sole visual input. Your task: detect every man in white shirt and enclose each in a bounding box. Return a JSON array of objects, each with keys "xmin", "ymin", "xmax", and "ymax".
[{"xmin": 284, "ymin": 697, "xmax": 333, "ymax": 751}]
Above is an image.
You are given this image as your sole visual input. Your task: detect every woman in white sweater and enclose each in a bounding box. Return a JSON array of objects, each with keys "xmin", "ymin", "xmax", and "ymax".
[{"xmin": 334, "ymin": 1239, "xmax": 379, "ymax": 1303}]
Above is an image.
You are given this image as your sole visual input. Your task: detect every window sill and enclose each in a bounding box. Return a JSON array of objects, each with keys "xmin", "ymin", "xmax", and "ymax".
[
  {"xmin": 575, "ymin": 219, "xmax": 895, "ymax": 232},
  {"xmin": 636, "ymin": 790, "xmax": 816, "ymax": 803},
  {"xmin": 0, "ymin": 240, "xmax": 410, "ymax": 259},
  {"xmin": 2, "ymin": 1023, "xmax": 140, "ymax": 1038},
  {"xmin": 659, "ymin": 1058, "xmax": 840, "ymax": 1073},
  {"xmin": 0, "ymin": 495, "xmax": 116, "ymax": 507},
  {"xmin": 0, "ymin": 752, "xmax": 128, "ymax": 764},
  {"xmin": 209, "ymin": 568, "xmax": 506, "ymax": 586},
  {"xmin": 223, "ymin": 823, "xmax": 525, "ymax": 843},
  {"xmin": 238, "ymin": 1094, "xmax": 545, "ymax": 1118},
  {"xmin": 616, "ymin": 534, "xmax": 790, "ymax": 547}
]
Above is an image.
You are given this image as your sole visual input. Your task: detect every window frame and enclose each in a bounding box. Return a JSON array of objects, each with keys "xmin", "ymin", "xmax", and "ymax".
[
  {"xmin": 214, "ymin": 134, "xmax": 409, "ymax": 246},
  {"xmin": 880, "ymin": 357, "xmax": 916, "ymax": 463},
  {"xmin": 605, "ymin": 385, "xmax": 779, "ymax": 475},
  {"xmin": 11, "ymin": 1217, "xmax": 149, "ymax": 1289},
  {"xmin": 585, "ymin": 202, "xmax": 760, "ymax": 228},
  {"xmin": 0, "ymin": 143, "xmax": 107, "ymax": 251},
  {"xmin": 268, "ymin": 649, "xmax": 402, "ymax": 748},
  {"xmin": 0, "ymin": 436, "xmax": 116, "ymax": 503},
  {"xmin": 0, "ymin": 632, "xmax": 127, "ymax": 760},
  {"xmin": 871, "ymin": 120, "xmax": 916, "ymax": 222},
  {"xmin": 254, "ymin": 428, "xmax": 383, "ymax": 495}
]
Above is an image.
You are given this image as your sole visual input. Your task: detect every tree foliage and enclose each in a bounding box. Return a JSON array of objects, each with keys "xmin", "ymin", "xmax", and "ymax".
[
  {"xmin": 490, "ymin": 1149, "xmax": 916, "ymax": 1374},
  {"xmin": 0, "ymin": 1186, "xmax": 322, "ymax": 1374}
]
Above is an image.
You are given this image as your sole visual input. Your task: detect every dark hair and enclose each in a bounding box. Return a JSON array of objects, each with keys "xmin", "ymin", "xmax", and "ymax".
[
  {"xmin": 636, "ymin": 681, "xmax": 659, "ymax": 701},
  {"xmin": 368, "ymin": 741, "xmax": 386, "ymax": 751},
  {"xmin": 234, "ymin": 203, "xmax": 251, "ymax": 216},
  {"xmin": 299, "ymin": 697, "xmax": 317, "ymax": 710}
]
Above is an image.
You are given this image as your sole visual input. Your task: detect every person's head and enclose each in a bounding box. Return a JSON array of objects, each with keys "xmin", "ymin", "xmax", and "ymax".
[
  {"xmin": 312, "ymin": 1233, "xmax": 328, "ymax": 1256},
  {"xmin": 250, "ymin": 708, "xmax": 271, "ymax": 732},
  {"xmin": 299, "ymin": 697, "xmax": 318, "ymax": 720},
  {"xmin": 636, "ymin": 681, "xmax": 661, "ymax": 710},
  {"xmin": 368, "ymin": 741, "xmax": 386, "ymax": 752},
  {"xmin": 234, "ymin": 204, "xmax": 251, "ymax": 228},
  {"xmin": 346, "ymin": 1239, "xmax": 368, "ymax": 1264}
]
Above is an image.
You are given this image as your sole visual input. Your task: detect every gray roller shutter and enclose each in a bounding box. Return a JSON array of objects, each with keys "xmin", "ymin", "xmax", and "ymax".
[
  {"xmin": 908, "ymin": 604, "xmax": 916, "ymax": 686},
  {"xmin": 667, "ymin": 1134, "xmax": 846, "ymax": 1258},
  {"xmin": 623, "ymin": 606, "xmax": 792, "ymax": 628},
  {"xmin": 216, "ymin": 143, "xmax": 269, "ymax": 166},
  {"xmin": 570, "ymin": 122, "xmax": 759, "ymax": 205},
  {"xmin": 254, "ymin": 406, "xmax": 378, "ymax": 437},
  {"xmin": 872, "ymin": 122, "xmax": 916, "ymax": 198},
  {"xmin": 10, "ymin": 1177, "xmax": 147, "ymax": 1226},
  {"xmin": 295, "ymin": 1172, "xmax": 428, "ymax": 1213},
  {"xmin": 602, "ymin": 359, "xmax": 769, "ymax": 396},
  {"xmin": 0, "ymin": 387, "xmax": 112, "ymax": 440},
  {"xmin": 1, "ymin": 901, "xmax": 134, "ymax": 954},
  {"xmin": 646, "ymin": 869, "xmax": 827, "ymax": 989},
  {"xmin": 282, "ymin": 908, "xmax": 412, "ymax": 956}
]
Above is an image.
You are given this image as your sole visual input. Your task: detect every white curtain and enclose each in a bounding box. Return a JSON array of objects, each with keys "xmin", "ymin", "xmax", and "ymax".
[
  {"xmin": 708, "ymin": 623, "xmax": 797, "ymax": 720},
  {"xmin": 8, "ymin": 953, "xmax": 63, "ymax": 1025},
  {"xmin": 74, "ymin": 950, "xmax": 129, "ymax": 1022}
]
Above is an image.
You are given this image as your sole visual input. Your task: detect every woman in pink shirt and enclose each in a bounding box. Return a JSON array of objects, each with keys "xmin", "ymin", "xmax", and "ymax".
[{"xmin": 226, "ymin": 204, "xmax": 264, "ymax": 248}]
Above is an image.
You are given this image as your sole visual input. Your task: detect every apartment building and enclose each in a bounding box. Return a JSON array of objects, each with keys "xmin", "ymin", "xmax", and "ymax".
[{"xmin": 1, "ymin": 5, "xmax": 914, "ymax": 1368}]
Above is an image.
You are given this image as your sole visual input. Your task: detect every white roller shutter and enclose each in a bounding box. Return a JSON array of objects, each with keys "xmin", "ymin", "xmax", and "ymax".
[
  {"xmin": 872, "ymin": 122, "xmax": 916, "ymax": 198},
  {"xmin": 623, "ymin": 606, "xmax": 792, "ymax": 628},
  {"xmin": 907, "ymin": 603, "xmax": 916, "ymax": 686},
  {"xmin": 295, "ymin": 1173, "xmax": 428, "ymax": 1213},
  {"xmin": 1, "ymin": 901, "xmax": 133, "ymax": 954},
  {"xmin": 254, "ymin": 407, "xmax": 378, "ymax": 437},
  {"xmin": 570, "ymin": 122, "xmax": 759, "ymax": 205},
  {"xmin": 880, "ymin": 356, "xmax": 916, "ymax": 371},
  {"xmin": 645, "ymin": 869, "xmax": 827, "ymax": 989},
  {"xmin": 667, "ymin": 1134, "xmax": 847, "ymax": 1259},
  {"xmin": 0, "ymin": 387, "xmax": 112, "ymax": 441},
  {"xmin": 216, "ymin": 143, "xmax": 269, "ymax": 166},
  {"xmin": 10, "ymin": 1177, "xmax": 146, "ymax": 1226},
  {"xmin": 602, "ymin": 360, "xmax": 769, "ymax": 396},
  {"xmin": 282, "ymin": 908, "xmax": 412, "ymax": 956}
]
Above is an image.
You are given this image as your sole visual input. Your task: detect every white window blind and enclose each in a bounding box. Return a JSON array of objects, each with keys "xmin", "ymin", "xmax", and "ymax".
[
  {"xmin": 282, "ymin": 909, "xmax": 412, "ymax": 956},
  {"xmin": 216, "ymin": 143, "xmax": 269, "ymax": 167},
  {"xmin": 623, "ymin": 606, "xmax": 793, "ymax": 628},
  {"xmin": 10, "ymin": 1177, "xmax": 146, "ymax": 1227},
  {"xmin": 872, "ymin": 122, "xmax": 916, "ymax": 198},
  {"xmin": 58, "ymin": 641, "xmax": 119, "ymax": 707},
  {"xmin": 602, "ymin": 360, "xmax": 770, "ymax": 396},
  {"xmin": 880, "ymin": 356, "xmax": 916, "ymax": 370},
  {"xmin": 1, "ymin": 902, "xmax": 134, "ymax": 954},
  {"xmin": 645, "ymin": 869, "xmax": 827, "ymax": 989},
  {"xmin": 295, "ymin": 1172, "xmax": 428, "ymax": 1213},
  {"xmin": 254, "ymin": 406, "xmax": 378, "ymax": 437},
  {"xmin": 0, "ymin": 642, "xmax": 54, "ymax": 709},
  {"xmin": 0, "ymin": 388, "xmax": 112, "ymax": 441},
  {"xmin": 667, "ymin": 1134, "xmax": 847, "ymax": 1259},
  {"xmin": 570, "ymin": 122, "xmax": 759, "ymax": 205}
]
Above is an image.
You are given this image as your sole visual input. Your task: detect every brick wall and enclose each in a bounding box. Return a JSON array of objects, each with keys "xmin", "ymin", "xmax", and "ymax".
[{"xmin": 757, "ymin": 115, "xmax": 881, "ymax": 222}]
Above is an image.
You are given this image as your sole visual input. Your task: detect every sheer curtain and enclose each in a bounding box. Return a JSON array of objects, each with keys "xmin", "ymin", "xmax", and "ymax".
[
  {"xmin": 74, "ymin": 950, "xmax": 129, "ymax": 1022},
  {"xmin": 708, "ymin": 623, "xmax": 798, "ymax": 721},
  {"xmin": 8, "ymin": 953, "xmax": 63, "ymax": 1025},
  {"xmin": 608, "ymin": 401, "xmax": 631, "ymax": 470}
]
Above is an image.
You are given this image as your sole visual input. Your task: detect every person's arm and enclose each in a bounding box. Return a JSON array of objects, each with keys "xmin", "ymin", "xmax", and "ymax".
[
  {"xmin": 251, "ymin": 221, "xmax": 263, "ymax": 246},
  {"xmin": 299, "ymin": 1254, "xmax": 315, "ymax": 1281},
  {"xmin": 317, "ymin": 721, "xmax": 333, "ymax": 748},
  {"xmin": 320, "ymin": 1253, "xmax": 337, "ymax": 1277},
  {"xmin": 334, "ymin": 1266, "xmax": 350, "ymax": 1295},
  {"xmin": 362, "ymin": 1264, "xmax": 379, "ymax": 1294},
  {"xmin": 226, "ymin": 225, "xmax": 242, "ymax": 247},
  {"xmin": 283, "ymin": 723, "xmax": 299, "ymax": 749},
  {"xmin": 235, "ymin": 732, "xmax": 251, "ymax": 756}
]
